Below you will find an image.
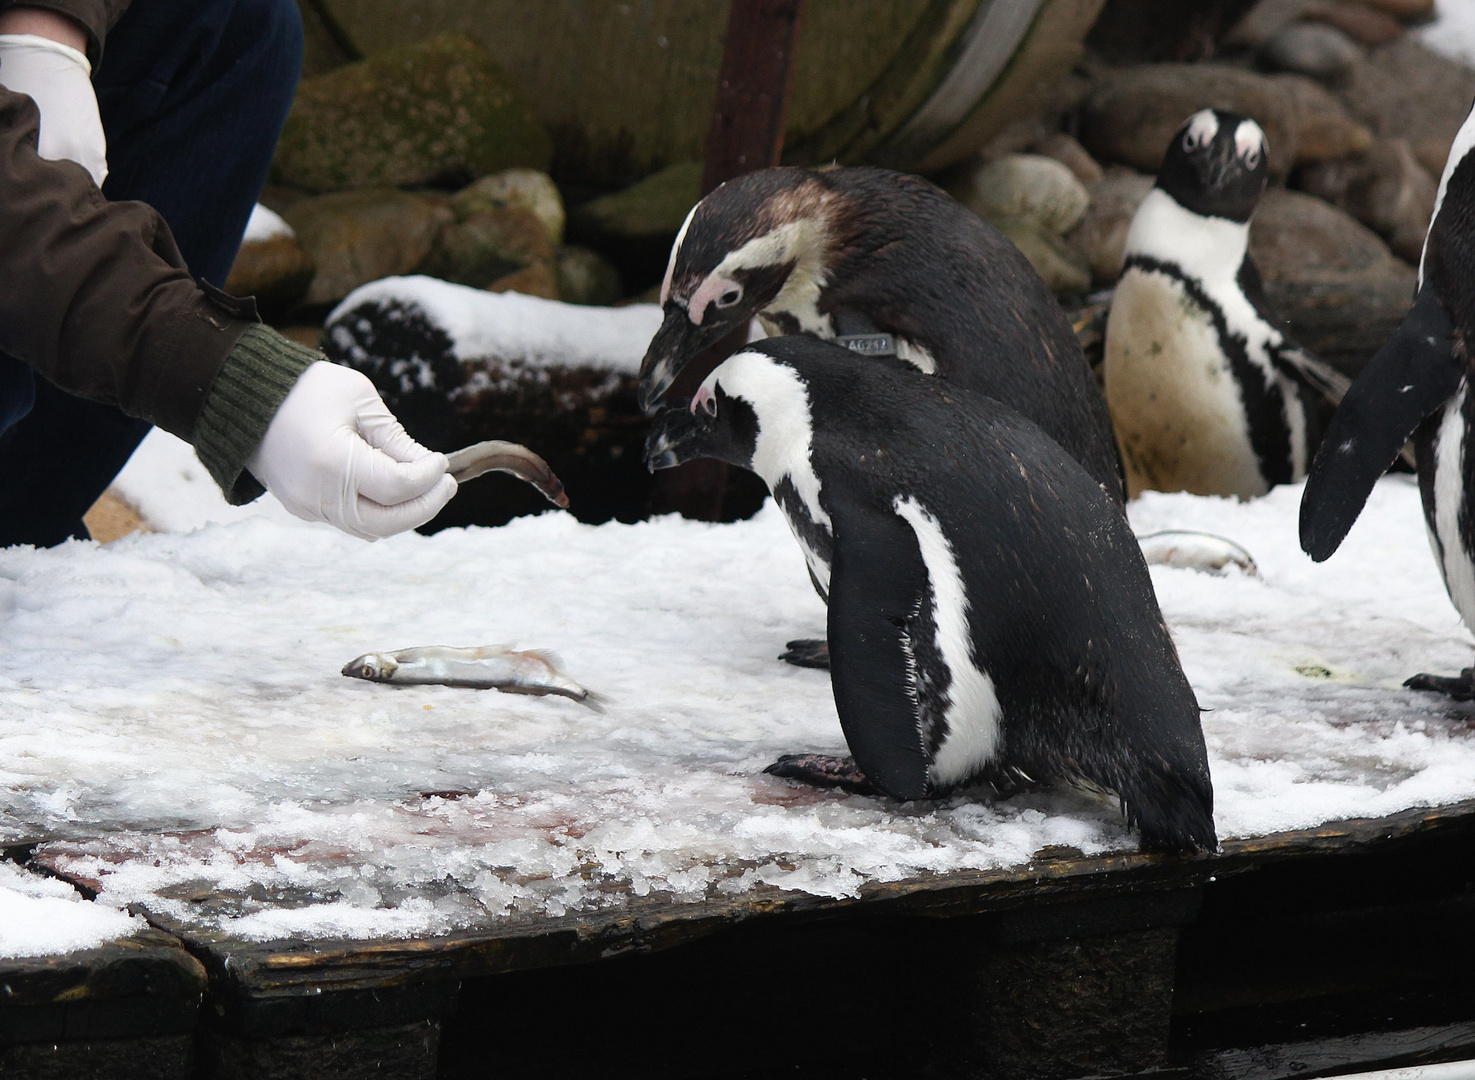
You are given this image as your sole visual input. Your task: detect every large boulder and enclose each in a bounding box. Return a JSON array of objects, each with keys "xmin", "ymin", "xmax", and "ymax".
[
  {"xmin": 283, "ymin": 189, "xmax": 452, "ymax": 305},
  {"xmin": 1247, "ymin": 187, "xmax": 1416, "ymax": 376},
  {"xmin": 272, "ymin": 33, "xmax": 553, "ymax": 193},
  {"xmin": 1065, "ymin": 169, "xmax": 1156, "ymax": 285},
  {"xmin": 451, "ymin": 169, "xmax": 565, "ymax": 245},
  {"xmin": 1337, "ymin": 35, "xmax": 1475, "ymax": 178},
  {"xmin": 224, "ymin": 207, "xmax": 314, "ymax": 316},
  {"xmin": 1079, "ymin": 63, "xmax": 1372, "ymax": 176},
  {"xmin": 421, "ymin": 205, "xmax": 553, "ymax": 290},
  {"xmin": 1298, "ymin": 137, "xmax": 1437, "ymax": 264}
]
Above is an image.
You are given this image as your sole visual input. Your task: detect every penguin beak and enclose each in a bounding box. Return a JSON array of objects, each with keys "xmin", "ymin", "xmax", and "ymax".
[
  {"xmin": 1199, "ymin": 139, "xmax": 1241, "ymax": 190},
  {"xmin": 643, "ymin": 406, "xmax": 708, "ymax": 472},
  {"xmin": 638, "ymin": 303, "xmax": 716, "ymax": 415}
]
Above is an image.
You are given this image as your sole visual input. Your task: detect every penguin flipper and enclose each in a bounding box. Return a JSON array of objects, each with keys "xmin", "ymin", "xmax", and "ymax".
[
  {"xmin": 824, "ymin": 499, "xmax": 932, "ymax": 801},
  {"xmin": 1299, "ymin": 280, "xmax": 1461, "ymax": 562}
]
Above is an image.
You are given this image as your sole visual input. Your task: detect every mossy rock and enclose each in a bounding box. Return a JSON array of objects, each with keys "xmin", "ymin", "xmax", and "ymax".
[
  {"xmin": 421, "ymin": 204, "xmax": 552, "ymax": 289},
  {"xmin": 283, "ymin": 188, "xmax": 453, "ymax": 304},
  {"xmin": 273, "ymin": 32, "xmax": 553, "ymax": 192}
]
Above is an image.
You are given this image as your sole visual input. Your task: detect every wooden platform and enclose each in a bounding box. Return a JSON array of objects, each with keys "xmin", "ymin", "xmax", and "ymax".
[{"xmin": 6, "ymin": 800, "xmax": 1475, "ymax": 1079}]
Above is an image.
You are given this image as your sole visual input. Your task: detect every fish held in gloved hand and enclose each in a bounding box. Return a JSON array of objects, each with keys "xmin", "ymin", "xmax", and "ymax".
[
  {"xmin": 342, "ymin": 645, "xmax": 602, "ymax": 709},
  {"xmin": 446, "ymin": 441, "xmax": 569, "ymax": 508}
]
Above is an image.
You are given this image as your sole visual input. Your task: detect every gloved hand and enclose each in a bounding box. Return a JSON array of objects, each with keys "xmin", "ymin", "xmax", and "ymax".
[
  {"xmin": 247, "ymin": 362, "xmax": 457, "ymax": 540},
  {"xmin": 0, "ymin": 32, "xmax": 107, "ymax": 186}
]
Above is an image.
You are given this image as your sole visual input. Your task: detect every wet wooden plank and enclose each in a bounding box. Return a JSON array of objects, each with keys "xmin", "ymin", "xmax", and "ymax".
[{"xmin": 41, "ymin": 798, "xmax": 1472, "ymax": 1002}]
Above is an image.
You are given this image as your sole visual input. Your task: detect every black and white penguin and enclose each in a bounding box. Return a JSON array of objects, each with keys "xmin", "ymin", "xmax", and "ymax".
[
  {"xmin": 645, "ymin": 336, "xmax": 1217, "ymax": 854},
  {"xmin": 1301, "ymin": 99, "xmax": 1475, "ymax": 698},
  {"xmin": 1105, "ymin": 109, "xmax": 1350, "ymax": 498},
  {"xmin": 638, "ymin": 165, "xmax": 1123, "ymax": 499}
]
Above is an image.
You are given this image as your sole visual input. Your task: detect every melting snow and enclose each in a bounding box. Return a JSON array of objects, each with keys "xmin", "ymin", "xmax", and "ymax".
[{"xmin": 5, "ymin": 454, "xmax": 1475, "ymax": 948}]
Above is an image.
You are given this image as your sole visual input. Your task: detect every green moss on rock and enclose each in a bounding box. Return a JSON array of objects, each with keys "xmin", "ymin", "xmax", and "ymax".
[{"xmin": 273, "ymin": 32, "xmax": 553, "ymax": 193}]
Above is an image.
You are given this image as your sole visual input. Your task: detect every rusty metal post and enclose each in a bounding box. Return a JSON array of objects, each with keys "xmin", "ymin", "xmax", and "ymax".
[{"xmin": 649, "ymin": 0, "xmax": 804, "ymax": 521}]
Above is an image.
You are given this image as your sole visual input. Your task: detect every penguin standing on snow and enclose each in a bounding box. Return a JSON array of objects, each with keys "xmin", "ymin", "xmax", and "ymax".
[
  {"xmin": 645, "ymin": 336, "xmax": 1216, "ymax": 854},
  {"xmin": 1105, "ymin": 109, "xmax": 1350, "ymax": 499},
  {"xmin": 637, "ymin": 165, "xmax": 1123, "ymax": 499},
  {"xmin": 1301, "ymin": 98, "xmax": 1475, "ymax": 698}
]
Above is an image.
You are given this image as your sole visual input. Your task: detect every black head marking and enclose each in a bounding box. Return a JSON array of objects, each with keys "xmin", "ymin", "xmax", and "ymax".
[
  {"xmin": 643, "ymin": 380, "xmax": 759, "ymax": 474},
  {"xmin": 1156, "ymin": 109, "xmax": 1268, "ymax": 223}
]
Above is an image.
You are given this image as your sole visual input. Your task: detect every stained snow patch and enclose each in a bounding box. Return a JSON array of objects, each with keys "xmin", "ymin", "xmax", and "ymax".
[{"xmin": 4, "ymin": 475, "xmax": 1475, "ymax": 943}]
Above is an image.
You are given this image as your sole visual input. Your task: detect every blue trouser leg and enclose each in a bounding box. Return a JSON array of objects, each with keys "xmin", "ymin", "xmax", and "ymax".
[{"xmin": 0, "ymin": 0, "xmax": 303, "ymax": 546}]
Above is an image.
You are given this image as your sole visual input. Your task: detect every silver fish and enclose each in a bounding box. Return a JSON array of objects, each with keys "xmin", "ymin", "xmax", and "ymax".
[
  {"xmin": 342, "ymin": 645, "xmax": 601, "ymax": 708},
  {"xmin": 445, "ymin": 440, "xmax": 569, "ymax": 508},
  {"xmin": 1137, "ymin": 530, "xmax": 1258, "ymax": 576}
]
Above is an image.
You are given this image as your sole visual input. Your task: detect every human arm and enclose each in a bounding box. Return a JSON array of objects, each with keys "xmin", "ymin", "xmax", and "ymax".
[{"xmin": 0, "ymin": 86, "xmax": 455, "ymax": 537}]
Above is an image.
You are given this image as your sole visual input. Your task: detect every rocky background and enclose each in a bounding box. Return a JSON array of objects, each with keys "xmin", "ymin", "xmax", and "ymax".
[{"xmin": 224, "ymin": 0, "xmax": 1469, "ymax": 530}]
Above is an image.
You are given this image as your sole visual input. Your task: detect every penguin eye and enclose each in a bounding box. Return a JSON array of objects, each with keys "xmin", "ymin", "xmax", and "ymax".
[
  {"xmin": 1182, "ymin": 131, "xmax": 1200, "ymax": 152},
  {"xmin": 1242, "ymin": 147, "xmax": 1261, "ymax": 169},
  {"xmin": 717, "ymin": 286, "xmax": 743, "ymax": 308}
]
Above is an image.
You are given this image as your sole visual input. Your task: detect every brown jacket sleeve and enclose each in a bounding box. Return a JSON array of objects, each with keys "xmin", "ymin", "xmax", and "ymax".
[
  {"xmin": 0, "ymin": 0, "xmax": 130, "ymax": 65},
  {"xmin": 0, "ymin": 86, "xmax": 258, "ymax": 442}
]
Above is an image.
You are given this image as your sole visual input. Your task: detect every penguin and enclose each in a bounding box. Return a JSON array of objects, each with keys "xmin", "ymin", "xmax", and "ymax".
[
  {"xmin": 1300, "ymin": 97, "xmax": 1475, "ymax": 699},
  {"xmin": 1104, "ymin": 109, "xmax": 1351, "ymax": 499},
  {"xmin": 644, "ymin": 336, "xmax": 1217, "ymax": 854},
  {"xmin": 638, "ymin": 165, "xmax": 1123, "ymax": 499}
]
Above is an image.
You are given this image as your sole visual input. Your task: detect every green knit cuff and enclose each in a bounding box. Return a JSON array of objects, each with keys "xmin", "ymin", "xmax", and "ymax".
[{"xmin": 193, "ymin": 324, "xmax": 320, "ymax": 505}]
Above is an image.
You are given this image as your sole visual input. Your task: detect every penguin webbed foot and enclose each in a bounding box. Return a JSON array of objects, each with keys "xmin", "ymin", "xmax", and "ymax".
[
  {"xmin": 1405, "ymin": 667, "xmax": 1475, "ymax": 701},
  {"xmin": 779, "ymin": 638, "xmax": 830, "ymax": 669},
  {"xmin": 765, "ymin": 753, "xmax": 875, "ymax": 795}
]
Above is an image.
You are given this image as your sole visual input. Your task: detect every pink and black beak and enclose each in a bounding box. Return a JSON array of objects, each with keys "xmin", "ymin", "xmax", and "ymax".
[{"xmin": 637, "ymin": 302, "xmax": 730, "ymax": 415}]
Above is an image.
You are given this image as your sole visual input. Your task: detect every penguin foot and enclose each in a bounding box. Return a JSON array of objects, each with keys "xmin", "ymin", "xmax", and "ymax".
[
  {"xmin": 764, "ymin": 754, "xmax": 875, "ymax": 795},
  {"xmin": 1404, "ymin": 667, "xmax": 1475, "ymax": 700},
  {"xmin": 779, "ymin": 638, "xmax": 830, "ymax": 669}
]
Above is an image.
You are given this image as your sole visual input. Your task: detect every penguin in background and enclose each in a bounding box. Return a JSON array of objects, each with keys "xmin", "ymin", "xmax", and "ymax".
[
  {"xmin": 637, "ymin": 165, "xmax": 1123, "ymax": 500},
  {"xmin": 1105, "ymin": 109, "xmax": 1351, "ymax": 499},
  {"xmin": 645, "ymin": 336, "xmax": 1217, "ymax": 854},
  {"xmin": 1301, "ymin": 98, "xmax": 1475, "ymax": 699}
]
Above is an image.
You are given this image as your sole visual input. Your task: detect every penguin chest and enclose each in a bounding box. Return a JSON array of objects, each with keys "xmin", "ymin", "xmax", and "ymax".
[
  {"xmin": 1420, "ymin": 383, "xmax": 1475, "ymax": 633},
  {"xmin": 1105, "ymin": 269, "xmax": 1270, "ymax": 498}
]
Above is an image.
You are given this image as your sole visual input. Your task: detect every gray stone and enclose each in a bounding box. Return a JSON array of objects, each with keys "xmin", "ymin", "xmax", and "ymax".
[
  {"xmin": 997, "ymin": 219, "xmax": 1092, "ymax": 296},
  {"xmin": 283, "ymin": 189, "xmax": 453, "ymax": 306},
  {"xmin": 1338, "ymin": 35, "xmax": 1475, "ymax": 180},
  {"xmin": 554, "ymin": 246, "xmax": 623, "ymax": 306},
  {"xmin": 272, "ymin": 33, "xmax": 552, "ymax": 193},
  {"xmin": 451, "ymin": 169, "xmax": 565, "ymax": 246},
  {"xmin": 1079, "ymin": 63, "xmax": 1371, "ymax": 177},
  {"xmin": 1033, "ymin": 132, "xmax": 1105, "ymax": 186},
  {"xmin": 421, "ymin": 205, "xmax": 553, "ymax": 290},
  {"xmin": 1066, "ymin": 170, "xmax": 1157, "ymax": 285},
  {"xmin": 1299, "ymin": 137, "xmax": 1437, "ymax": 263},
  {"xmin": 945, "ymin": 154, "xmax": 1091, "ymax": 236},
  {"xmin": 223, "ymin": 235, "xmax": 315, "ymax": 316},
  {"xmin": 1248, "ymin": 187, "xmax": 1417, "ymax": 377},
  {"xmin": 1258, "ymin": 22, "xmax": 1365, "ymax": 83}
]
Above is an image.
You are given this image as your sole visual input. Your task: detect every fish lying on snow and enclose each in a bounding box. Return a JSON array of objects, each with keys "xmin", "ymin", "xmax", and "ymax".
[
  {"xmin": 342, "ymin": 645, "xmax": 602, "ymax": 709},
  {"xmin": 446, "ymin": 440, "xmax": 569, "ymax": 508}
]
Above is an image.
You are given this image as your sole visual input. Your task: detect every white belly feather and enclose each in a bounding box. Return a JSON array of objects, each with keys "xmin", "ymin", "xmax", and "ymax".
[
  {"xmin": 1105, "ymin": 268, "xmax": 1269, "ymax": 498},
  {"xmin": 1429, "ymin": 384, "xmax": 1475, "ymax": 632}
]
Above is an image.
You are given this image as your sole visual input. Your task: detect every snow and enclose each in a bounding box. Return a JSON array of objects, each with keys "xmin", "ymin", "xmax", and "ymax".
[
  {"xmin": 4, "ymin": 469, "xmax": 1475, "ymax": 948},
  {"xmin": 1420, "ymin": 1, "xmax": 1475, "ymax": 66},
  {"xmin": 242, "ymin": 203, "xmax": 293, "ymax": 245},
  {"xmin": 327, "ymin": 276, "xmax": 664, "ymax": 376},
  {"xmin": 0, "ymin": 859, "xmax": 143, "ymax": 958}
]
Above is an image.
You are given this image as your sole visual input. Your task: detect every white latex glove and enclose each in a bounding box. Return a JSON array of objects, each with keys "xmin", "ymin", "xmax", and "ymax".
[
  {"xmin": 0, "ymin": 33, "xmax": 107, "ymax": 186},
  {"xmin": 248, "ymin": 362, "xmax": 457, "ymax": 540}
]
